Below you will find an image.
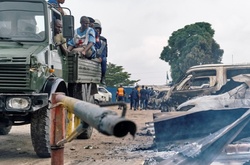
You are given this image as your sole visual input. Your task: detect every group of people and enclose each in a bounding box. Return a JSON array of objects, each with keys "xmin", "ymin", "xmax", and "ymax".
[
  {"xmin": 115, "ymin": 84, "xmax": 151, "ymax": 111},
  {"xmin": 129, "ymin": 85, "xmax": 150, "ymax": 111},
  {"xmin": 49, "ymin": 0, "xmax": 108, "ymax": 85}
]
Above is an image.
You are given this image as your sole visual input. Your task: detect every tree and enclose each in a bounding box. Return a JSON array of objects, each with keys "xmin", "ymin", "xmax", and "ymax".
[
  {"xmin": 105, "ymin": 62, "xmax": 139, "ymax": 87},
  {"xmin": 160, "ymin": 22, "xmax": 224, "ymax": 83}
]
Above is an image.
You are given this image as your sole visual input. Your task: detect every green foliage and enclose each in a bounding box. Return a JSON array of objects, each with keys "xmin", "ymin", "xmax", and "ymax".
[
  {"xmin": 160, "ymin": 22, "xmax": 224, "ymax": 83},
  {"xmin": 105, "ymin": 62, "xmax": 139, "ymax": 87}
]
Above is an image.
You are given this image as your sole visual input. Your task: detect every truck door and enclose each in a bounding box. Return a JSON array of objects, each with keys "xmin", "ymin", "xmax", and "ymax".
[{"xmin": 50, "ymin": 10, "xmax": 65, "ymax": 78}]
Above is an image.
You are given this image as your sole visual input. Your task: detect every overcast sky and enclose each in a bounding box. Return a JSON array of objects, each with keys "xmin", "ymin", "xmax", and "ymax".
[{"xmin": 63, "ymin": 0, "xmax": 250, "ymax": 85}]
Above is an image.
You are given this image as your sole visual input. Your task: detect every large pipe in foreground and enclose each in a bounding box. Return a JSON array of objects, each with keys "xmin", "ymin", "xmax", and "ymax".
[{"xmin": 55, "ymin": 94, "xmax": 136, "ymax": 138}]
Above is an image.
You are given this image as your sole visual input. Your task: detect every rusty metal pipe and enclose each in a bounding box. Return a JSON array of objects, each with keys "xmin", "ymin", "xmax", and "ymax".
[
  {"xmin": 51, "ymin": 93, "xmax": 66, "ymax": 165},
  {"xmin": 55, "ymin": 94, "xmax": 136, "ymax": 138}
]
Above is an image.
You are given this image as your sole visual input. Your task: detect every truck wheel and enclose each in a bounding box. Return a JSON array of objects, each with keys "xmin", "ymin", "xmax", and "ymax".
[
  {"xmin": 0, "ymin": 124, "xmax": 12, "ymax": 135},
  {"xmin": 30, "ymin": 106, "xmax": 51, "ymax": 158}
]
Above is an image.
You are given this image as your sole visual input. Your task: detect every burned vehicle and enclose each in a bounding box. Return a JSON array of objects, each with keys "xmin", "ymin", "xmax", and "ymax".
[
  {"xmin": 147, "ymin": 86, "xmax": 170, "ymax": 110},
  {"xmin": 147, "ymin": 91, "xmax": 158, "ymax": 109},
  {"xmin": 147, "ymin": 90, "xmax": 168, "ymax": 109},
  {"xmin": 161, "ymin": 64, "xmax": 250, "ymax": 112}
]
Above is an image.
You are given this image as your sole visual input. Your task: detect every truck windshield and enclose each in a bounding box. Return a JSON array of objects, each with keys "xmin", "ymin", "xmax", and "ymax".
[{"xmin": 0, "ymin": 1, "xmax": 45, "ymax": 42}]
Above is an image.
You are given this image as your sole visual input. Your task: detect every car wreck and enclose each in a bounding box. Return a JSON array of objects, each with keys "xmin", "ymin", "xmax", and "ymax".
[
  {"xmin": 151, "ymin": 73, "xmax": 250, "ymax": 164},
  {"xmin": 160, "ymin": 64, "xmax": 250, "ymax": 112},
  {"xmin": 147, "ymin": 89, "xmax": 169, "ymax": 110},
  {"xmin": 146, "ymin": 85, "xmax": 170, "ymax": 110}
]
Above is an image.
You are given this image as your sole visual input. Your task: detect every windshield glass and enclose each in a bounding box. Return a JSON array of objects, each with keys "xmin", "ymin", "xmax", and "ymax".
[{"xmin": 0, "ymin": 1, "xmax": 45, "ymax": 42}]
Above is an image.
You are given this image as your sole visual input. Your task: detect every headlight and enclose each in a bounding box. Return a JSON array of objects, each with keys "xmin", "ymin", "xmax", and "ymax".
[{"xmin": 6, "ymin": 97, "xmax": 31, "ymax": 109}]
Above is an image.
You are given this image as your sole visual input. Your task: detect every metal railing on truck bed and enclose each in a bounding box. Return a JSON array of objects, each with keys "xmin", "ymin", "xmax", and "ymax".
[{"xmin": 67, "ymin": 53, "xmax": 101, "ymax": 84}]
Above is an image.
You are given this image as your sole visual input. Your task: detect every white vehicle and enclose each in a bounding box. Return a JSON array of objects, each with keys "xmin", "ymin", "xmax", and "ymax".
[{"xmin": 94, "ymin": 86, "xmax": 112, "ymax": 104}]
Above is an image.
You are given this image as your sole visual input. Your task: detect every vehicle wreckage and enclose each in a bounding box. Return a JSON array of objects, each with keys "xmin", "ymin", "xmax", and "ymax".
[
  {"xmin": 160, "ymin": 64, "xmax": 250, "ymax": 112},
  {"xmin": 147, "ymin": 88, "xmax": 169, "ymax": 110},
  {"xmin": 151, "ymin": 74, "xmax": 250, "ymax": 164}
]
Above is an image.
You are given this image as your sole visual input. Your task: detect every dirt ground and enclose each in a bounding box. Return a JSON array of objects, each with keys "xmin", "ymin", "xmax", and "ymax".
[{"xmin": 0, "ymin": 104, "xmax": 160, "ymax": 165}]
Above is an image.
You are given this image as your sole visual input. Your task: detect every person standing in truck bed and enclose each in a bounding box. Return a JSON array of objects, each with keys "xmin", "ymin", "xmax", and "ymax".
[
  {"xmin": 94, "ymin": 19, "xmax": 108, "ymax": 85},
  {"xmin": 67, "ymin": 16, "xmax": 96, "ymax": 59}
]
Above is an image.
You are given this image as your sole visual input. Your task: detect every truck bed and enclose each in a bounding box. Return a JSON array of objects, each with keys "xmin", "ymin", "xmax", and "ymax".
[{"xmin": 67, "ymin": 54, "xmax": 101, "ymax": 84}]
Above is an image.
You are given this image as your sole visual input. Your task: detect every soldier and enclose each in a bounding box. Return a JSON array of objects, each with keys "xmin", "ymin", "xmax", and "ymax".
[
  {"xmin": 140, "ymin": 85, "xmax": 147, "ymax": 110},
  {"xmin": 94, "ymin": 19, "xmax": 108, "ymax": 85},
  {"xmin": 131, "ymin": 86, "xmax": 139, "ymax": 111},
  {"xmin": 145, "ymin": 86, "xmax": 150, "ymax": 110}
]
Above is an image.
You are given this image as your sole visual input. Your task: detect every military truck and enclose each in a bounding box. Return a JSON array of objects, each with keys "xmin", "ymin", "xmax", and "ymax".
[
  {"xmin": 160, "ymin": 64, "xmax": 250, "ymax": 112},
  {"xmin": 0, "ymin": 0, "xmax": 101, "ymax": 158}
]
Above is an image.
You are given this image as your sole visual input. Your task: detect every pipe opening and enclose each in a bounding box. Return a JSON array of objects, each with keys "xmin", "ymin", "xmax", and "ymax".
[{"xmin": 113, "ymin": 121, "xmax": 137, "ymax": 138}]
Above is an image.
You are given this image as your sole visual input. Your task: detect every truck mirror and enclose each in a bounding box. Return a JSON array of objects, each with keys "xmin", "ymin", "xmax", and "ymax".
[{"xmin": 62, "ymin": 15, "xmax": 74, "ymax": 38}]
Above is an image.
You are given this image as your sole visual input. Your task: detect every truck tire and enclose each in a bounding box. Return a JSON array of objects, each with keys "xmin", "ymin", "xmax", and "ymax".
[
  {"xmin": 30, "ymin": 106, "xmax": 51, "ymax": 158},
  {"xmin": 0, "ymin": 125, "xmax": 12, "ymax": 135}
]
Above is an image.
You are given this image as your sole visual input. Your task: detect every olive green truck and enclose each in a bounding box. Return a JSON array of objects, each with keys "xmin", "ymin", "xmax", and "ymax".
[{"xmin": 0, "ymin": 0, "xmax": 102, "ymax": 158}]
